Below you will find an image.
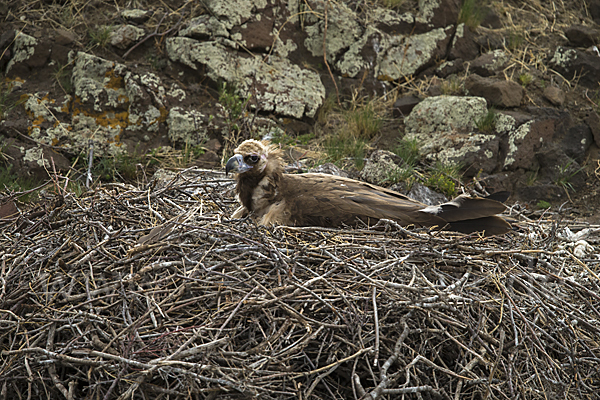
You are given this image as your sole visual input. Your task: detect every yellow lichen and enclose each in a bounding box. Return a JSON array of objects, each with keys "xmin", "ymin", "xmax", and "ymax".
[{"xmin": 104, "ymin": 70, "xmax": 124, "ymax": 90}]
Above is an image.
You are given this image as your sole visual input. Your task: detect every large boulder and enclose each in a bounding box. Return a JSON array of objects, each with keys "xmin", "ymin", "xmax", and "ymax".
[
  {"xmin": 404, "ymin": 96, "xmax": 500, "ymax": 175},
  {"xmin": 166, "ymin": 39, "xmax": 325, "ymax": 119}
]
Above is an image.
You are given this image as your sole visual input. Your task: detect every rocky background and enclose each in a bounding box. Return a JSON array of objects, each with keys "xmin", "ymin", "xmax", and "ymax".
[{"xmin": 1, "ymin": 0, "xmax": 600, "ymax": 220}]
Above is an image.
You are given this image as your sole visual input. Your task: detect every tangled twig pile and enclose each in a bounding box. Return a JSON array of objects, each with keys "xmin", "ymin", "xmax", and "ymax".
[{"xmin": 1, "ymin": 169, "xmax": 599, "ymax": 400}]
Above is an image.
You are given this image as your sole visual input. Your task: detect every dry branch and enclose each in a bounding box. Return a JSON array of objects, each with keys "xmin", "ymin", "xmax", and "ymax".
[{"xmin": 1, "ymin": 168, "xmax": 599, "ymax": 399}]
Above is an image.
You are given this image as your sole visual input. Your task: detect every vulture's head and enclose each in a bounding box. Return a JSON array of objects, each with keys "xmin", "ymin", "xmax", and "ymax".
[{"xmin": 225, "ymin": 139, "xmax": 283, "ymax": 179}]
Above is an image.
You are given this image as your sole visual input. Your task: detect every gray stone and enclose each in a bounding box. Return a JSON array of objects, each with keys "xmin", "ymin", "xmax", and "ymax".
[
  {"xmin": 375, "ymin": 26, "xmax": 453, "ymax": 80},
  {"xmin": 166, "ymin": 38, "xmax": 325, "ymax": 119},
  {"xmin": 470, "ymin": 49, "xmax": 510, "ymax": 77},
  {"xmin": 517, "ymin": 184, "xmax": 565, "ymax": 203},
  {"xmin": 503, "ymin": 118, "xmax": 558, "ymax": 170},
  {"xmin": 415, "ymin": 0, "xmax": 461, "ymax": 31},
  {"xmin": 370, "ymin": 8, "xmax": 414, "ymax": 35},
  {"xmin": 561, "ymin": 124, "xmax": 593, "ymax": 162},
  {"xmin": 591, "ymin": 0, "xmax": 600, "ymax": 24},
  {"xmin": 436, "ymin": 59, "xmax": 464, "ymax": 77},
  {"xmin": 481, "ymin": 7, "xmax": 502, "ymax": 29},
  {"xmin": 393, "ymin": 95, "xmax": 421, "ymax": 118},
  {"xmin": 465, "ymin": 74, "xmax": 524, "ymax": 108},
  {"xmin": 549, "ymin": 46, "xmax": 600, "ymax": 89},
  {"xmin": 309, "ymin": 163, "xmax": 349, "ymax": 178},
  {"xmin": 407, "ymin": 183, "xmax": 448, "ymax": 206},
  {"xmin": 166, "ymin": 107, "xmax": 208, "ymax": 145},
  {"xmin": 6, "ymin": 32, "xmax": 50, "ymax": 75},
  {"xmin": 304, "ymin": 1, "xmax": 363, "ymax": 64},
  {"xmin": 543, "ymin": 86, "xmax": 565, "ymax": 106},
  {"xmin": 565, "ymin": 24, "xmax": 600, "ymax": 47},
  {"xmin": 121, "ymin": 9, "xmax": 151, "ymax": 24},
  {"xmin": 449, "ymin": 24, "xmax": 479, "ymax": 61},
  {"xmin": 584, "ymin": 112, "xmax": 600, "ymax": 146},
  {"xmin": 405, "ymin": 96, "xmax": 499, "ymax": 174},
  {"xmin": 360, "ymin": 150, "xmax": 404, "ymax": 186},
  {"xmin": 110, "ymin": 25, "xmax": 146, "ymax": 49}
]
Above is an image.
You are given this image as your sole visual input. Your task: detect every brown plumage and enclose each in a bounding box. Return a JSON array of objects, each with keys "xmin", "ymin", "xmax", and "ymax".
[{"xmin": 226, "ymin": 140, "xmax": 511, "ymax": 236}]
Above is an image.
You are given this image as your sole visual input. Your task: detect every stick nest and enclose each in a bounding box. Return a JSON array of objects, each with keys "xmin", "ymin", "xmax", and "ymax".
[{"xmin": 1, "ymin": 169, "xmax": 599, "ymax": 400}]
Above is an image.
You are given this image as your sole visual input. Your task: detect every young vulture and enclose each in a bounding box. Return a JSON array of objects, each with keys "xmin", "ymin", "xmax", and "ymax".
[{"xmin": 226, "ymin": 140, "xmax": 511, "ymax": 236}]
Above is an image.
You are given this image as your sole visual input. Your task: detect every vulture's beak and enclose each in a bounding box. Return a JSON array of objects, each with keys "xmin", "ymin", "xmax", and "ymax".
[{"xmin": 226, "ymin": 154, "xmax": 252, "ymax": 176}]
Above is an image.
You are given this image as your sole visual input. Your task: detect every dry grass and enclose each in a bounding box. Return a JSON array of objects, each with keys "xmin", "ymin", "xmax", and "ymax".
[{"xmin": 1, "ymin": 169, "xmax": 599, "ymax": 399}]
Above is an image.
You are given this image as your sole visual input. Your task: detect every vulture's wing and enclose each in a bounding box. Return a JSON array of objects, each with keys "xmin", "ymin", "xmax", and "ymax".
[
  {"xmin": 279, "ymin": 173, "xmax": 511, "ymax": 235},
  {"xmin": 279, "ymin": 173, "xmax": 447, "ymax": 228}
]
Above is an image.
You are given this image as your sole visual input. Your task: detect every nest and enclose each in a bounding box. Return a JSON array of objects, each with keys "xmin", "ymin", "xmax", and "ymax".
[{"xmin": 1, "ymin": 169, "xmax": 599, "ymax": 400}]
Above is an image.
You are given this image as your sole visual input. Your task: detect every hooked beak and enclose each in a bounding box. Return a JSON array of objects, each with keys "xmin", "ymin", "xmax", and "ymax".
[{"xmin": 225, "ymin": 154, "xmax": 253, "ymax": 176}]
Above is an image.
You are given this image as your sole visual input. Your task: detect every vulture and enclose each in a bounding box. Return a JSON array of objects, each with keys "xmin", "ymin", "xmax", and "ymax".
[{"xmin": 225, "ymin": 139, "xmax": 511, "ymax": 236}]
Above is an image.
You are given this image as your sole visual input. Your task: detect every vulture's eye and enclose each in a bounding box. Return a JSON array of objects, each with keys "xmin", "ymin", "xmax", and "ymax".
[{"xmin": 247, "ymin": 154, "xmax": 260, "ymax": 164}]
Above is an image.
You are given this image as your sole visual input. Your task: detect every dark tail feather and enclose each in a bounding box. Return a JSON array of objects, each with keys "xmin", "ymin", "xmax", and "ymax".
[
  {"xmin": 422, "ymin": 196, "xmax": 507, "ymax": 222},
  {"xmin": 447, "ymin": 216, "xmax": 512, "ymax": 236},
  {"xmin": 485, "ymin": 191, "xmax": 510, "ymax": 203}
]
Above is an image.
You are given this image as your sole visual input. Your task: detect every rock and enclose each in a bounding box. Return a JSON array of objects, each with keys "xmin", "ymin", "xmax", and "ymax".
[
  {"xmin": 231, "ymin": 14, "xmax": 275, "ymax": 52},
  {"xmin": 404, "ymin": 96, "xmax": 500, "ymax": 175},
  {"xmin": 517, "ymin": 184, "xmax": 565, "ymax": 203},
  {"xmin": 561, "ymin": 124, "xmax": 593, "ymax": 162},
  {"xmin": 304, "ymin": 1, "xmax": 363, "ymax": 64},
  {"xmin": 584, "ymin": 112, "xmax": 600, "ymax": 146},
  {"xmin": 309, "ymin": 163, "xmax": 349, "ymax": 177},
  {"xmin": 478, "ymin": 172, "xmax": 513, "ymax": 194},
  {"xmin": 0, "ymin": 29, "xmax": 15, "ymax": 70},
  {"xmin": 565, "ymin": 24, "xmax": 600, "ymax": 47},
  {"xmin": 5, "ymin": 32, "xmax": 51, "ymax": 76},
  {"xmin": 392, "ymin": 95, "xmax": 421, "ymax": 118},
  {"xmin": 448, "ymin": 24, "xmax": 479, "ymax": 61},
  {"xmin": 481, "ymin": 7, "xmax": 502, "ymax": 29},
  {"xmin": 406, "ymin": 96, "xmax": 487, "ymax": 135},
  {"xmin": 375, "ymin": 26, "xmax": 454, "ymax": 80},
  {"xmin": 121, "ymin": 9, "xmax": 151, "ymax": 24},
  {"xmin": 110, "ymin": 25, "xmax": 146, "ymax": 49},
  {"xmin": 166, "ymin": 107, "xmax": 209, "ymax": 145},
  {"xmin": 543, "ymin": 86, "xmax": 565, "ymax": 106},
  {"xmin": 17, "ymin": 50, "xmax": 191, "ymax": 158},
  {"xmin": 54, "ymin": 29, "xmax": 79, "ymax": 46},
  {"xmin": 166, "ymin": 38, "xmax": 325, "ymax": 119},
  {"xmin": 536, "ymin": 145, "xmax": 585, "ymax": 191},
  {"xmin": 474, "ymin": 31, "xmax": 505, "ymax": 52},
  {"xmin": 407, "ymin": 183, "xmax": 448, "ymax": 206},
  {"xmin": 496, "ymin": 110, "xmax": 534, "ymax": 130},
  {"xmin": 180, "ymin": 15, "xmax": 230, "ymax": 40},
  {"xmin": 465, "ymin": 74, "xmax": 524, "ymax": 108},
  {"xmin": 370, "ymin": 7, "xmax": 414, "ymax": 36},
  {"xmin": 470, "ymin": 49, "xmax": 510, "ymax": 77},
  {"xmin": 360, "ymin": 150, "xmax": 404, "ymax": 185},
  {"xmin": 591, "ymin": 0, "xmax": 600, "ymax": 24},
  {"xmin": 72, "ymin": 52, "xmax": 129, "ymax": 112},
  {"xmin": 415, "ymin": 0, "xmax": 461, "ymax": 31},
  {"xmin": 336, "ymin": 24, "xmax": 454, "ymax": 80},
  {"xmin": 436, "ymin": 59, "xmax": 464, "ymax": 77},
  {"xmin": 549, "ymin": 46, "xmax": 600, "ymax": 89},
  {"xmin": 503, "ymin": 118, "xmax": 558, "ymax": 170},
  {"xmin": 0, "ymin": 200, "xmax": 19, "ymax": 219},
  {"xmin": 427, "ymin": 84, "xmax": 443, "ymax": 97}
]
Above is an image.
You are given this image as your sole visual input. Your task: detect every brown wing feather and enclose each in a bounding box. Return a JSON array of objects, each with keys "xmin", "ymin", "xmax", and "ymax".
[
  {"xmin": 278, "ymin": 173, "xmax": 511, "ymax": 235},
  {"xmin": 279, "ymin": 173, "xmax": 448, "ymax": 227}
]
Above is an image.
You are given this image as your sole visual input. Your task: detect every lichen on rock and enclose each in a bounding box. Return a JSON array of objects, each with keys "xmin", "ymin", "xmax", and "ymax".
[
  {"xmin": 404, "ymin": 96, "xmax": 498, "ymax": 172},
  {"xmin": 71, "ymin": 52, "xmax": 129, "ymax": 112},
  {"xmin": 6, "ymin": 32, "xmax": 38, "ymax": 73},
  {"xmin": 166, "ymin": 107, "xmax": 208, "ymax": 145},
  {"xmin": 166, "ymin": 38, "xmax": 325, "ymax": 118}
]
